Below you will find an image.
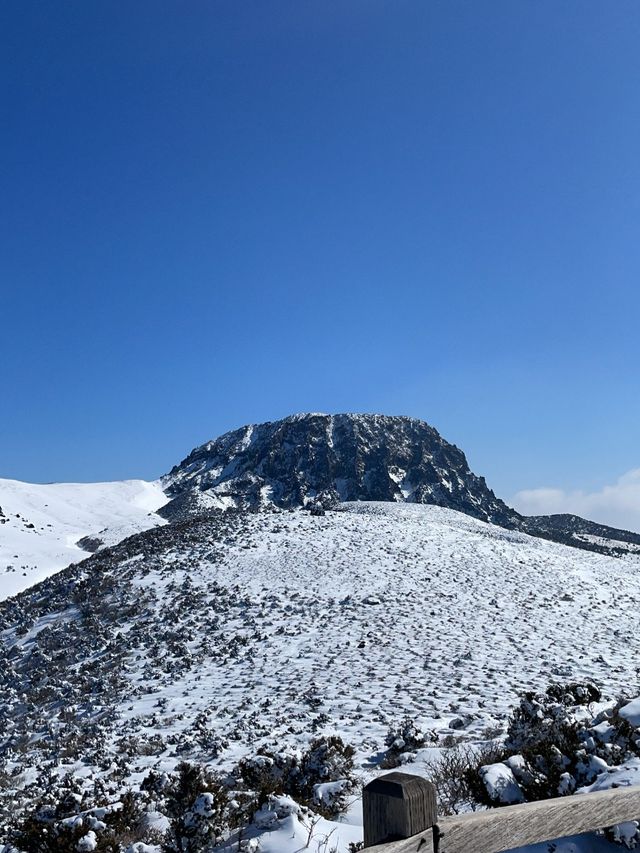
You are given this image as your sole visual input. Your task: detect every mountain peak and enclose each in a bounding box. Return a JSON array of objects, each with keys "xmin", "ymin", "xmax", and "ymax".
[{"xmin": 162, "ymin": 412, "xmax": 516, "ymax": 525}]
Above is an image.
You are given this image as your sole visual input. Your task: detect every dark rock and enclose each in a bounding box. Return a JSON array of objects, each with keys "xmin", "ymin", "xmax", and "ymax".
[{"xmin": 163, "ymin": 413, "xmax": 518, "ymax": 527}]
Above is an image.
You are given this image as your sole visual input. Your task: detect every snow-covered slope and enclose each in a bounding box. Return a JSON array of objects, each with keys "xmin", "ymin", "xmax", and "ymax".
[
  {"xmin": 2, "ymin": 415, "xmax": 639, "ymax": 851},
  {"xmin": 2, "ymin": 502, "xmax": 639, "ymax": 849},
  {"xmin": 3, "ymin": 415, "xmax": 637, "ymax": 604},
  {"xmin": 0, "ymin": 478, "xmax": 167, "ymax": 599},
  {"xmin": 4, "ymin": 501, "xmax": 639, "ymax": 766}
]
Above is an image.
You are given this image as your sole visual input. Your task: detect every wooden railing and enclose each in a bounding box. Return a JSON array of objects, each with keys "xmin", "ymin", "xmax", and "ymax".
[{"xmin": 363, "ymin": 772, "xmax": 640, "ymax": 852}]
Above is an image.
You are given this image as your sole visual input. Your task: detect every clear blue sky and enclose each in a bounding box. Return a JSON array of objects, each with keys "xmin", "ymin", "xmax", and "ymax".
[{"xmin": 2, "ymin": 1, "xmax": 639, "ymax": 510}]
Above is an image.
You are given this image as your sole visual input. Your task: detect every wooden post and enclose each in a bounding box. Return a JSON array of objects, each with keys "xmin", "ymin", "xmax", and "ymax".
[
  {"xmin": 359, "ymin": 784, "xmax": 640, "ymax": 853},
  {"xmin": 363, "ymin": 772, "xmax": 438, "ymax": 848}
]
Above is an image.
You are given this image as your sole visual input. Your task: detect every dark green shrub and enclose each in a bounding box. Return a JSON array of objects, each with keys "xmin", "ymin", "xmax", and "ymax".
[
  {"xmin": 237, "ymin": 736, "xmax": 355, "ymax": 817},
  {"xmin": 158, "ymin": 763, "xmax": 228, "ymax": 853}
]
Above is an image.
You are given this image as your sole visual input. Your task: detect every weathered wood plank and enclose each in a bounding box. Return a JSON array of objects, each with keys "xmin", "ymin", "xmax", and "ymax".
[
  {"xmin": 363, "ymin": 772, "xmax": 437, "ymax": 847},
  {"xmin": 436, "ymin": 786, "xmax": 640, "ymax": 852},
  {"xmin": 365, "ymin": 785, "xmax": 640, "ymax": 853}
]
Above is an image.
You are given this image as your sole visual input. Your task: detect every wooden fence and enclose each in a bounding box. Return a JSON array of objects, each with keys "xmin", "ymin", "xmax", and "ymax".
[{"xmin": 363, "ymin": 771, "xmax": 640, "ymax": 853}]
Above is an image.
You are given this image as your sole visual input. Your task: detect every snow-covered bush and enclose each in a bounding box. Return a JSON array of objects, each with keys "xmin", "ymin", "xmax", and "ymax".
[
  {"xmin": 238, "ymin": 736, "xmax": 355, "ymax": 817},
  {"xmin": 301, "ymin": 737, "xmax": 355, "ymax": 816},
  {"xmin": 7, "ymin": 786, "xmax": 150, "ymax": 853},
  {"xmin": 505, "ymin": 682, "xmax": 600, "ymax": 755},
  {"xmin": 301, "ymin": 737, "xmax": 355, "ymax": 787},
  {"xmin": 463, "ymin": 681, "xmax": 604, "ymax": 807},
  {"xmin": 307, "ymin": 500, "xmax": 325, "ymax": 516},
  {"xmin": 312, "ymin": 779, "xmax": 352, "ymax": 816},
  {"xmin": 382, "ymin": 717, "xmax": 434, "ymax": 768},
  {"xmin": 424, "ymin": 742, "xmax": 505, "ymax": 815},
  {"xmin": 148, "ymin": 763, "xmax": 228, "ymax": 853},
  {"xmin": 252, "ymin": 794, "xmax": 301, "ymax": 829},
  {"xmin": 465, "ymin": 682, "xmax": 640, "ymax": 848},
  {"xmin": 237, "ymin": 749, "xmax": 300, "ymax": 801}
]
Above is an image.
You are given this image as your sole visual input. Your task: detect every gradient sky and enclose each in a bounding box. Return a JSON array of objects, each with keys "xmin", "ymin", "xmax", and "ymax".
[{"xmin": 1, "ymin": 1, "xmax": 639, "ymax": 526}]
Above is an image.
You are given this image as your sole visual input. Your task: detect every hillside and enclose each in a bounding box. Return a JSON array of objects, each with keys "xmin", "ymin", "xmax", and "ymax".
[
  {"xmin": 1, "ymin": 502, "xmax": 639, "ymax": 850},
  {"xmin": 0, "ymin": 478, "xmax": 167, "ymax": 600}
]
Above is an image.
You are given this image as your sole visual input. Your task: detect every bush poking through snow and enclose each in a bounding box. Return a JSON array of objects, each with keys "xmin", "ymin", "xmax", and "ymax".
[
  {"xmin": 466, "ymin": 682, "xmax": 596, "ymax": 806},
  {"xmin": 238, "ymin": 736, "xmax": 356, "ymax": 817},
  {"xmin": 382, "ymin": 717, "xmax": 434, "ymax": 768},
  {"xmin": 237, "ymin": 749, "xmax": 300, "ymax": 803},
  {"xmin": 464, "ymin": 682, "xmax": 640, "ymax": 848},
  {"xmin": 423, "ymin": 742, "xmax": 506, "ymax": 815},
  {"xmin": 504, "ymin": 683, "xmax": 587, "ymax": 759},
  {"xmin": 154, "ymin": 763, "xmax": 228, "ymax": 853},
  {"xmin": 8, "ymin": 786, "xmax": 150, "ymax": 853}
]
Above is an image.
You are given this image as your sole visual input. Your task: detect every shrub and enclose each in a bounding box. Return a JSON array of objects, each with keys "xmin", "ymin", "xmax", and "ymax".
[
  {"xmin": 466, "ymin": 682, "xmax": 639, "ymax": 812},
  {"xmin": 8, "ymin": 787, "xmax": 148, "ymax": 853},
  {"xmin": 237, "ymin": 736, "xmax": 356, "ymax": 817},
  {"xmin": 237, "ymin": 748, "xmax": 300, "ymax": 802},
  {"xmin": 301, "ymin": 737, "xmax": 356, "ymax": 817},
  {"xmin": 156, "ymin": 763, "xmax": 228, "ymax": 853},
  {"xmin": 464, "ymin": 683, "xmax": 591, "ymax": 807},
  {"xmin": 382, "ymin": 717, "xmax": 434, "ymax": 768},
  {"xmin": 425, "ymin": 742, "xmax": 506, "ymax": 815}
]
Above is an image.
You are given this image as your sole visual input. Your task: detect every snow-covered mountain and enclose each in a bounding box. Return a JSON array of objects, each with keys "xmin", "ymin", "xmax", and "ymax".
[
  {"xmin": 0, "ymin": 478, "xmax": 167, "ymax": 600},
  {"xmin": 2, "ymin": 414, "xmax": 640, "ymax": 852},
  {"xmin": 2, "ymin": 414, "xmax": 639, "ymax": 605},
  {"xmin": 164, "ymin": 413, "xmax": 640, "ymax": 556}
]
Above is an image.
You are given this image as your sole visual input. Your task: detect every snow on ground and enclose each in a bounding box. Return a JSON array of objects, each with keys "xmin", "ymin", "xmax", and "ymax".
[
  {"xmin": 127, "ymin": 501, "xmax": 639, "ymax": 764},
  {"xmin": 7, "ymin": 498, "xmax": 634, "ymax": 771},
  {"xmin": 3, "ymin": 501, "xmax": 640, "ymax": 852},
  {"xmin": 130, "ymin": 503, "xmax": 640, "ymax": 852},
  {"xmin": 221, "ymin": 819, "xmax": 622, "ymax": 853},
  {"xmin": 619, "ymin": 698, "xmax": 640, "ymax": 728},
  {"xmin": 0, "ymin": 478, "xmax": 167, "ymax": 599},
  {"xmin": 216, "ymin": 795, "xmax": 363, "ymax": 853}
]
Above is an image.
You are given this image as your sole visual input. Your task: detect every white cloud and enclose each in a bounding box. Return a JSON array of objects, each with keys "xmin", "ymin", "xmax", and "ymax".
[{"xmin": 513, "ymin": 468, "xmax": 640, "ymax": 533}]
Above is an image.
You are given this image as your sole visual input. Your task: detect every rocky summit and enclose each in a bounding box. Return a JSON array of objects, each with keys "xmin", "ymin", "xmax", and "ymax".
[{"xmin": 163, "ymin": 413, "xmax": 517, "ymax": 524}]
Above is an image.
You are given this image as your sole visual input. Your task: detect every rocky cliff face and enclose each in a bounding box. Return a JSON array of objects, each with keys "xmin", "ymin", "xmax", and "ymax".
[{"xmin": 163, "ymin": 413, "xmax": 518, "ymax": 526}]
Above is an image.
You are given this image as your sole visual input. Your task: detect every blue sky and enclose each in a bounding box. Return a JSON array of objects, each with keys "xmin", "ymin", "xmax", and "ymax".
[{"xmin": 1, "ymin": 1, "xmax": 639, "ymax": 525}]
